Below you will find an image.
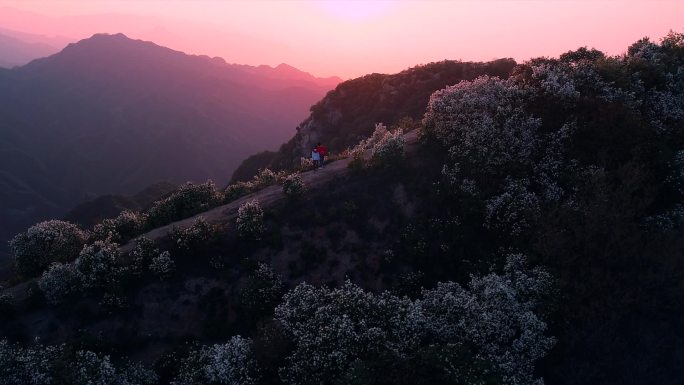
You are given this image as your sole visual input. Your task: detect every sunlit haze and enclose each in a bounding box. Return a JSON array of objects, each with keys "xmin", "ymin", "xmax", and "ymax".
[{"xmin": 0, "ymin": 0, "xmax": 682, "ymax": 79}]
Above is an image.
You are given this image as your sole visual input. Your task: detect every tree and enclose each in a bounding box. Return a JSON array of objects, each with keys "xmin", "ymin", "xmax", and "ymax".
[
  {"xmin": 236, "ymin": 200, "xmax": 265, "ymax": 241},
  {"xmin": 75, "ymin": 240, "xmax": 121, "ymax": 290},
  {"xmin": 173, "ymin": 336, "xmax": 260, "ymax": 385},
  {"xmin": 274, "ymin": 254, "xmax": 554, "ymax": 385},
  {"xmin": 149, "ymin": 251, "xmax": 175, "ymax": 280},
  {"xmin": 39, "ymin": 262, "xmax": 83, "ymax": 305},
  {"xmin": 69, "ymin": 350, "xmax": 157, "ymax": 385}
]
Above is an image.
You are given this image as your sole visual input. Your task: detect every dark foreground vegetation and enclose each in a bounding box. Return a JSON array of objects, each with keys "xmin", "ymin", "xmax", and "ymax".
[{"xmin": 1, "ymin": 32, "xmax": 683, "ymax": 384}]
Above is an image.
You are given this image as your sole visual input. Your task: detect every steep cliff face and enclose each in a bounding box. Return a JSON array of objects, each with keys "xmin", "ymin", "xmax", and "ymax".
[
  {"xmin": 232, "ymin": 58, "xmax": 517, "ymax": 180},
  {"xmin": 295, "ymin": 104, "xmax": 343, "ymax": 155}
]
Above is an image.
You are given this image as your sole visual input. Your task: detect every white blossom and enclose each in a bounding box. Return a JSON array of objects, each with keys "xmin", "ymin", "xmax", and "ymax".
[
  {"xmin": 173, "ymin": 217, "xmax": 215, "ymax": 250},
  {"xmin": 92, "ymin": 210, "xmax": 147, "ymax": 242},
  {"xmin": 484, "ymin": 178, "xmax": 541, "ymax": 237},
  {"xmin": 9, "ymin": 220, "xmax": 88, "ymax": 277},
  {"xmin": 236, "ymin": 200, "xmax": 265, "ymax": 240},
  {"xmin": 173, "ymin": 336, "xmax": 260, "ymax": 385},
  {"xmin": 71, "ymin": 350, "xmax": 157, "ymax": 385},
  {"xmin": 75, "ymin": 240, "xmax": 121, "ymax": 290},
  {"xmin": 531, "ymin": 63, "xmax": 580, "ymax": 100},
  {"xmin": 149, "ymin": 251, "xmax": 175, "ymax": 280},
  {"xmin": 0, "ymin": 340, "xmax": 61, "ymax": 385},
  {"xmin": 275, "ymin": 255, "xmax": 553, "ymax": 385},
  {"xmin": 38, "ymin": 262, "xmax": 83, "ymax": 304},
  {"xmin": 282, "ymin": 173, "xmax": 306, "ymax": 199}
]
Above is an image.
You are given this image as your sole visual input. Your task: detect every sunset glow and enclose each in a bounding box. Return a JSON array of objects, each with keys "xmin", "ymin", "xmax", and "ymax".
[{"xmin": 0, "ymin": 0, "xmax": 682, "ymax": 78}]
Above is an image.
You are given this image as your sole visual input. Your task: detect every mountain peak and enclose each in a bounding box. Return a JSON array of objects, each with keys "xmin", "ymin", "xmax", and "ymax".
[
  {"xmin": 90, "ymin": 32, "xmax": 129, "ymax": 40},
  {"xmin": 275, "ymin": 63, "xmax": 298, "ymax": 71}
]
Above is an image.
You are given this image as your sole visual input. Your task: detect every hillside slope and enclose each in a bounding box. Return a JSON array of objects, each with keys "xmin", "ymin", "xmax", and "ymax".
[
  {"xmin": 231, "ymin": 58, "xmax": 516, "ymax": 181},
  {"xmin": 1, "ymin": 34, "xmax": 683, "ymax": 385},
  {"xmin": 0, "ymin": 33, "xmax": 340, "ymax": 258}
]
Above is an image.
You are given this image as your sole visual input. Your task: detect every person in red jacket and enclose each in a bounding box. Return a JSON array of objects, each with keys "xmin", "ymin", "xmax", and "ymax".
[{"xmin": 315, "ymin": 143, "xmax": 328, "ymax": 167}]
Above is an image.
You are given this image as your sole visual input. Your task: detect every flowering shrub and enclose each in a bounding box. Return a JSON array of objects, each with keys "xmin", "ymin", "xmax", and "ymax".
[
  {"xmin": 275, "ymin": 280, "xmax": 421, "ymax": 385},
  {"xmin": 128, "ymin": 237, "xmax": 159, "ymax": 277},
  {"xmin": 172, "ymin": 217, "xmax": 216, "ymax": 251},
  {"xmin": 346, "ymin": 144, "xmax": 366, "ymax": 172},
  {"xmin": 0, "ymin": 339, "xmax": 62, "ymax": 385},
  {"xmin": 39, "ymin": 262, "xmax": 83, "ymax": 304},
  {"xmin": 236, "ymin": 200, "xmax": 265, "ymax": 240},
  {"xmin": 274, "ymin": 254, "xmax": 553, "ymax": 385},
  {"xmin": 224, "ymin": 183, "xmax": 251, "ymax": 203},
  {"xmin": 255, "ymin": 168, "xmax": 284, "ymax": 186},
  {"xmin": 423, "ymin": 76, "xmax": 540, "ymax": 174},
  {"xmin": 149, "ymin": 251, "xmax": 175, "ymax": 280},
  {"xmin": 0, "ymin": 341, "xmax": 156, "ymax": 385},
  {"xmin": 347, "ymin": 123, "xmax": 405, "ymax": 170},
  {"xmin": 484, "ymin": 178, "xmax": 541, "ymax": 237},
  {"xmin": 298, "ymin": 156, "xmax": 314, "ymax": 172},
  {"xmin": 224, "ymin": 168, "xmax": 287, "ymax": 204},
  {"xmin": 370, "ymin": 128, "xmax": 405, "ymax": 168},
  {"xmin": 282, "ymin": 173, "xmax": 305, "ymax": 200},
  {"xmin": 419, "ymin": 254, "xmax": 555, "ymax": 385},
  {"xmin": 173, "ymin": 336, "xmax": 260, "ymax": 385},
  {"xmin": 146, "ymin": 181, "xmax": 223, "ymax": 227},
  {"xmin": 10, "ymin": 220, "xmax": 88, "ymax": 277},
  {"xmin": 92, "ymin": 210, "xmax": 147, "ymax": 242},
  {"xmin": 531, "ymin": 63, "xmax": 580, "ymax": 101},
  {"xmin": 75, "ymin": 240, "xmax": 121, "ymax": 290},
  {"xmin": 71, "ymin": 350, "xmax": 157, "ymax": 385}
]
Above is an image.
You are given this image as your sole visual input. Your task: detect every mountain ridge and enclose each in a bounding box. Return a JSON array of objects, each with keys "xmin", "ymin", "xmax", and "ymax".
[
  {"xmin": 230, "ymin": 58, "xmax": 517, "ymax": 182},
  {"xmin": 0, "ymin": 32, "xmax": 341, "ymax": 259}
]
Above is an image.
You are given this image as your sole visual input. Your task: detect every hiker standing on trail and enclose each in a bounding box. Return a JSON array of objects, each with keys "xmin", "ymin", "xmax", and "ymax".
[
  {"xmin": 315, "ymin": 142, "xmax": 328, "ymax": 168},
  {"xmin": 311, "ymin": 147, "xmax": 321, "ymax": 170}
]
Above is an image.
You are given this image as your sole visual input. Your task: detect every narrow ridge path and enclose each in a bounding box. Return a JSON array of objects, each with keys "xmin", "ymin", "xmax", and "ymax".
[
  {"xmin": 2, "ymin": 129, "xmax": 420, "ymax": 299},
  {"xmin": 123, "ymin": 129, "xmax": 419, "ymax": 252}
]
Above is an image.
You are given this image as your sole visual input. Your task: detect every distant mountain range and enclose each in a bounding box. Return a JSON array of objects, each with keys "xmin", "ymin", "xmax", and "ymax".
[
  {"xmin": 0, "ymin": 27, "xmax": 71, "ymax": 68},
  {"xmin": 0, "ymin": 33, "xmax": 341, "ymax": 258}
]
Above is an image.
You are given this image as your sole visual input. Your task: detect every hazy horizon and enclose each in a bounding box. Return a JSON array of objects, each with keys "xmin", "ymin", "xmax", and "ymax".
[{"xmin": 0, "ymin": 0, "xmax": 682, "ymax": 79}]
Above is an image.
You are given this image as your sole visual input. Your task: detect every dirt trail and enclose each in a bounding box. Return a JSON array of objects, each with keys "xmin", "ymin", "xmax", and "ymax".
[
  {"xmin": 125, "ymin": 129, "xmax": 419, "ymax": 252},
  {"xmin": 2, "ymin": 130, "xmax": 420, "ymax": 299}
]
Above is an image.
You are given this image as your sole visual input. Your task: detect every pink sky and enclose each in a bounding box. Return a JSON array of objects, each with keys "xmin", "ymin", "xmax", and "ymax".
[{"xmin": 0, "ymin": 0, "xmax": 682, "ymax": 79}]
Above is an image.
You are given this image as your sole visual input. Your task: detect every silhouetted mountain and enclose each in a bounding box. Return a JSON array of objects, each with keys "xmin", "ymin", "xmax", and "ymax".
[
  {"xmin": 0, "ymin": 33, "xmax": 340, "ymax": 258},
  {"xmin": 231, "ymin": 58, "xmax": 517, "ymax": 181}
]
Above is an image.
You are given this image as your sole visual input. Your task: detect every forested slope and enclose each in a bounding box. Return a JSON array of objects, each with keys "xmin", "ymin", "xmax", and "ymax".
[
  {"xmin": 231, "ymin": 58, "xmax": 516, "ymax": 181},
  {"xmin": 1, "ymin": 33, "xmax": 683, "ymax": 385}
]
